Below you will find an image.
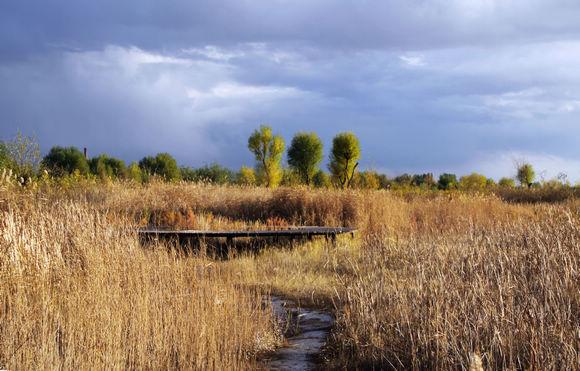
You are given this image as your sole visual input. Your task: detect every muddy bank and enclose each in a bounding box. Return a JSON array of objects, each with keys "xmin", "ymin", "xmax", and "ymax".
[{"xmin": 264, "ymin": 296, "xmax": 334, "ymax": 370}]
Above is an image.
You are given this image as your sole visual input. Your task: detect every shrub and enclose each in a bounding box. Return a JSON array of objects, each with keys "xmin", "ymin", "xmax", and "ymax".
[
  {"xmin": 139, "ymin": 153, "xmax": 180, "ymax": 181},
  {"xmin": 126, "ymin": 162, "xmax": 142, "ymax": 183},
  {"xmin": 89, "ymin": 154, "xmax": 127, "ymax": 179},
  {"xmin": 498, "ymin": 177, "xmax": 515, "ymax": 188},
  {"xmin": 181, "ymin": 164, "xmax": 235, "ymax": 184},
  {"xmin": 237, "ymin": 166, "xmax": 257, "ymax": 186},
  {"xmin": 438, "ymin": 173, "xmax": 458, "ymax": 190},
  {"xmin": 459, "ymin": 173, "xmax": 488, "ymax": 192},
  {"xmin": 42, "ymin": 146, "xmax": 89, "ymax": 176}
]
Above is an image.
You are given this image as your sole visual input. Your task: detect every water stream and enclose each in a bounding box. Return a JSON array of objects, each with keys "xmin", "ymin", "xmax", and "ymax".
[{"xmin": 264, "ymin": 296, "xmax": 334, "ymax": 370}]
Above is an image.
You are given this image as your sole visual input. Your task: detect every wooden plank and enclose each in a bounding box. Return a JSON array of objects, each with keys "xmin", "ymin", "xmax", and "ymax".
[{"xmin": 138, "ymin": 226, "xmax": 356, "ymax": 239}]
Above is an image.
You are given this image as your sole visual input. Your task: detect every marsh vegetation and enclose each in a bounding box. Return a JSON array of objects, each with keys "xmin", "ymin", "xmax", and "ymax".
[{"xmin": 1, "ymin": 179, "xmax": 578, "ymax": 369}]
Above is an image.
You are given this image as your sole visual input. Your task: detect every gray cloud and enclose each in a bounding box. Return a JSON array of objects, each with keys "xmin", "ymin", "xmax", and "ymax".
[{"xmin": 0, "ymin": 1, "xmax": 579, "ymax": 181}]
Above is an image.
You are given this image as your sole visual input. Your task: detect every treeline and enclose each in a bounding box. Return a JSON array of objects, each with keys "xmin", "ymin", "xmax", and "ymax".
[{"xmin": 0, "ymin": 129, "xmax": 576, "ymax": 192}]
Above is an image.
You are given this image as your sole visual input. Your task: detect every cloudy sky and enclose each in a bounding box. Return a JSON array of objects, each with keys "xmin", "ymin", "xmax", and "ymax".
[{"xmin": 1, "ymin": 0, "xmax": 579, "ymax": 181}]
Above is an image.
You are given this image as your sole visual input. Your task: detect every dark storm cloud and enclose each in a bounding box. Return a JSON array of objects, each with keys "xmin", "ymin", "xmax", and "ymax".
[
  {"xmin": 4, "ymin": 0, "xmax": 580, "ymax": 56},
  {"xmin": 1, "ymin": 0, "xmax": 579, "ymax": 180}
]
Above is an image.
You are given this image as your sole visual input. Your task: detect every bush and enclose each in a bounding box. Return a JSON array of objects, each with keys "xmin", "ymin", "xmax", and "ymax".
[
  {"xmin": 438, "ymin": 173, "xmax": 458, "ymax": 190},
  {"xmin": 126, "ymin": 162, "xmax": 143, "ymax": 183},
  {"xmin": 459, "ymin": 173, "xmax": 488, "ymax": 192},
  {"xmin": 180, "ymin": 164, "xmax": 235, "ymax": 184},
  {"xmin": 139, "ymin": 153, "xmax": 180, "ymax": 181},
  {"xmin": 237, "ymin": 166, "xmax": 257, "ymax": 186},
  {"xmin": 42, "ymin": 146, "xmax": 89, "ymax": 176},
  {"xmin": 89, "ymin": 154, "xmax": 127, "ymax": 180},
  {"xmin": 498, "ymin": 177, "xmax": 515, "ymax": 188}
]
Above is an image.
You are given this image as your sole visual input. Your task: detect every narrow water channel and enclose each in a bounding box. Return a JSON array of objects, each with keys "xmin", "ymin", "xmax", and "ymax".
[{"xmin": 264, "ymin": 296, "xmax": 334, "ymax": 371}]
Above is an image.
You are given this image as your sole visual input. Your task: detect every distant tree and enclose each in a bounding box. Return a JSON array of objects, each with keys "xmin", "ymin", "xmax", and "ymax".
[
  {"xmin": 556, "ymin": 172, "xmax": 569, "ymax": 186},
  {"xmin": 312, "ymin": 170, "xmax": 331, "ymax": 188},
  {"xmin": 376, "ymin": 173, "xmax": 391, "ymax": 189},
  {"xmin": 248, "ymin": 125, "xmax": 285, "ymax": 187},
  {"xmin": 139, "ymin": 153, "xmax": 180, "ymax": 181},
  {"xmin": 42, "ymin": 146, "xmax": 89, "ymax": 176},
  {"xmin": 412, "ymin": 173, "xmax": 436, "ymax": 189},
  {"xmin": 498, "ymin": 177, "xmax": 515, "ymax": 188},
  {"xmin": 438, "ymin": 173, "xmax": 458, "ymax": 190},
  {"xmin": 393, "ymin": 174, "xmax": 413, "ymax": 188},
  {"xmin": 237, "ymin": 166, "xmax": 257, "ymax": 186},
  {"xmin": 516, "ymin": 163, "xmax": 535, "ymax": 188},
  {"xmin": 3, "ymin": 131, "xmax": 41, "ymax": 179},
  {"xmin": 89, "ymin": 154, "xmax": 126, "ymax": 179},
  {"xmin": 486, "ymin": 178, "xmax": 496, "ymax": 187},
  {"xmin": 127, "ymin": 162, "xmax": 142, "ymax": 183},
  {"xmin": 352, "ymin": 170, "xmax": 381, "ymax": 190},
  {"xmin": 287, "ymin": 132, "xmax": 323, "ymax": 185},
  {"xmin": 328, "ymin": 132, "xmax": 360, "ymax": 189},
  {"xmin": 458, "ymin": 173, "xmax": 488, "ymax": 192},
  {"xmin": 181, "ymin": 164, "xmax": 235, "ymax": 184}
]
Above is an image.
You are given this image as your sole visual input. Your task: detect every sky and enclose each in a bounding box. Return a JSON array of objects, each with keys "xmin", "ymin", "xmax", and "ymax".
[{"xmin": 1, "ymin": 0, "xmax": 579, "ymax": 181}]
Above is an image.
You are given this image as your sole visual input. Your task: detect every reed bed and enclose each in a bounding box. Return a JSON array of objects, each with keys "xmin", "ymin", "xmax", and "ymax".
[
  {"xmin": 0, "ymin": 199, "xmax": 279, "ymax": 370},
  {"xmin": 1, "ymin": 180, "xmax": 578, "ymax": 369}
]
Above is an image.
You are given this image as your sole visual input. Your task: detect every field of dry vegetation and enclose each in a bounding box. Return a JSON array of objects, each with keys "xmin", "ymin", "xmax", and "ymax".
[{"xmin": 1, "ymin": 179, "xmax": 578, "ymax": 369}]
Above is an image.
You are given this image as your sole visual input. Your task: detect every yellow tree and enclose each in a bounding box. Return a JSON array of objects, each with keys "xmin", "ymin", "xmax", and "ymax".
[{"xmin": 247, "ymin": 125, "xmax": 285, "ymax": 187}]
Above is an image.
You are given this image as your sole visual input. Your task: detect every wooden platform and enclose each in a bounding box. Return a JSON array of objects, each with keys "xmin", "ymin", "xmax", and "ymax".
[{"xmin": 139, "ymin": 226, "xmax": 357, "ymax": 242}]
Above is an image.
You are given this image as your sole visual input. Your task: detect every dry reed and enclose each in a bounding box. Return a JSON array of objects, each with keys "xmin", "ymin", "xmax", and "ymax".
[{"xmin": 1, "ymin": 181, "xmax": 578, "ymax": 369}]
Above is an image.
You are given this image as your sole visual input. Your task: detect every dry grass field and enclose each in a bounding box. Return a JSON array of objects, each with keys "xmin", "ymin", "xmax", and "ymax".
[{"xmin": 1, "ymin": 179, "xmax": 578, "ymax": 369}]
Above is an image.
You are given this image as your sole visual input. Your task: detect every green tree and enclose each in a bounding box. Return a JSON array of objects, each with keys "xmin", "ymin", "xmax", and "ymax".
[
  {"xmin": 458, "ymin": 173, "xmax": 488, "ymax": 192},
  {"xmin": 516, "ymin": 163, "xmax": 535, "ymax": 188},
  {"xmin": 353, "ymin": 170, "xmax": 381, "ymax": 190},
  {"xmin": 438, "ymin": 173, "xmax": 458, "ymax": 190},
  {"xmin": 139, "ymin": 153, "xmax": 180, "ymax": 181},
  {"xmin": 247, "ymin": 125, "xmax": 285, "ymax": 188},
  {"xmin": 237, "ymin": 166, "xmax": 257, "ymax": 186},
  {"xmin": 127, "ymin": 162, "xmax": 142, "ymax": 182},
  {"xmin": 312, "ymin": 170, "xmax": 331, "ymax": 188},
  {"xmin": 412, "ymin": 173, "xmax": 436, "ymax": 189},
  {"xmin": 328, "ymin": 132, "xmax": 360, "ymax": 189},
  {"xmin": 42, "ymin": 146, "xmax": 89, "ymax": 176},
  {"xmin": 393, "ymin": 174, "xmax": 413, "ymax": 188},
  {"xmin": 181, "ymin": 164, "xmax": 235, "ymax": 184},
  {"xmin": 287, "ymin": 132, "xmax": 323, "ymax": 185},
  {"xmin": 89, "ymin": 154, "xmax": 126, "ymax": 179},
  {"xmin": 498, "ymin": 177, "xmax": 515, "ymax": 188}
]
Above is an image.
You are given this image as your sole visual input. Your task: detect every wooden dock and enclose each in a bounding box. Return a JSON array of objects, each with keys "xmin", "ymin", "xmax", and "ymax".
[{"xmin": 139, "ymin": 226, "xmax": 357, "ymax": 244}]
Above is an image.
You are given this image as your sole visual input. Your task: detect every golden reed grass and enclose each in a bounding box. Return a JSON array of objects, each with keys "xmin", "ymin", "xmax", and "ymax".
[
  {"xmin": 1, "ymin": 180, "xmax": 578, "ymax": 369},
  {"xmin": 0, "ymin": 198, "xmax": 279, "ymax": 370}
]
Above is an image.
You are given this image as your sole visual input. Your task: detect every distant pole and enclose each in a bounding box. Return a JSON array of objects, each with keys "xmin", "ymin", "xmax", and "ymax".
[{"xmin": 83, "ymin": 147, "xmax": 87, "ymax": 159}]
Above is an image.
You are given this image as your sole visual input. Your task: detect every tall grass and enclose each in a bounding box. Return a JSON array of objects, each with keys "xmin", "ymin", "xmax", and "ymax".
[
  {"xmin": 0, "ymin": 200, "xmax": 278, "ymax": 369},
  {"xmin": 1, "ymin": 180, "xmax": 578, "ymax": 369},
  {"xmin": 332, "ymin": 207, "xmax": 579, "ymax": 369}
]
